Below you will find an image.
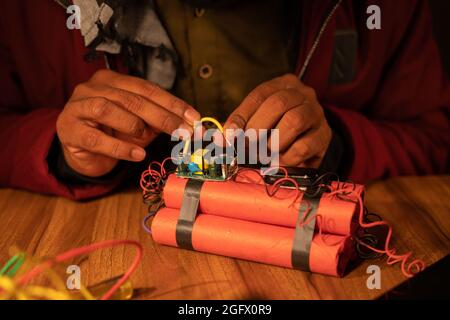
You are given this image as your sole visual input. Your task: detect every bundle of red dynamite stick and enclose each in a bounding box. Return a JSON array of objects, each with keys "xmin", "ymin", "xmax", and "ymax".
[{"xmin": 151, "ymin": 171, "xmax": 365, "ymax": 277}]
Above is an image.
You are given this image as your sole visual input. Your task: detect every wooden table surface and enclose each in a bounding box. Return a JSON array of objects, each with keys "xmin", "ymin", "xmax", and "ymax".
[{"xmin": 0, "ymin": 176, "xmax": 449, "ymax": 300}]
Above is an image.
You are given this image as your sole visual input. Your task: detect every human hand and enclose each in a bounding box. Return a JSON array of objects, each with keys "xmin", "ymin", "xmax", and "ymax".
[
  {"xmin": 56, "ymin": 69, "xmax": 200, "ymax": 177},
  {"xmin": 224, "ymin": 74, "xmax": 332, "ymax": 168}
]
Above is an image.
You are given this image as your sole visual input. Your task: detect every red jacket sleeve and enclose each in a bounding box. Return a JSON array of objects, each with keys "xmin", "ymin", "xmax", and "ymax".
[
  {"xmin": 0, "ymin": 31, "xmax": 121, "ymax": 200},
  {"xmin": 328, "ymin": 0, "xmax": 450, "ymax": 183}
]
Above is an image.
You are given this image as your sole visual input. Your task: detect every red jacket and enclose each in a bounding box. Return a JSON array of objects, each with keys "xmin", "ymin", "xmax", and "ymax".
[{"xmin": 0, "ymin": 0, "xmax": 449, "ymax": 199}]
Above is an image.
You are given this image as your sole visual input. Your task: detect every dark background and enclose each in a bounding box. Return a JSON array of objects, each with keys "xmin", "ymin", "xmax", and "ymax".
[{"xmin": 429, "ymin": 0, "xmax": 450, "ymax": 76}]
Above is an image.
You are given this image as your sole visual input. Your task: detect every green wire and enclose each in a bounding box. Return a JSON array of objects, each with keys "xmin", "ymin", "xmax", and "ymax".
[
  {"xmin": 0, "ymin": 253, "xmax": 26, "ymax": 277},
  {"xmin": 7, "ymin": 256, "xmax": 25, "ymax": 277},
  {"xmin": 0, "ymin": 255, "xmax": 19, "ymax": 275}
]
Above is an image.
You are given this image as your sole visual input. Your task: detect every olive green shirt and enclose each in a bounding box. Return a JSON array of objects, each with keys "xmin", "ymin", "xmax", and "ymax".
[{"xmin": 154, "ymin": 0, "xmax": 297, "ymax": 121}]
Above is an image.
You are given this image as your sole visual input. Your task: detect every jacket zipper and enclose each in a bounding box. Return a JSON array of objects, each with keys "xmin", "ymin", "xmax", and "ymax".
[
  {"xmin": 54, "ymin": 0, "xmax": 71, "ymax": 9},
  {"xmin": 298, "ymin": 0, "xmax": 343, "ymax": 80}
]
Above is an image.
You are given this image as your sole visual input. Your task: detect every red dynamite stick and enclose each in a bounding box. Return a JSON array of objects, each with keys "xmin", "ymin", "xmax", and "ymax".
[
  {"xmin": 163, "ymin": 174, "xmax": 365, "ymax": 236},
  {"xmin": 152, "ymin": 208, "xmax": 355, "ymax": 277}
]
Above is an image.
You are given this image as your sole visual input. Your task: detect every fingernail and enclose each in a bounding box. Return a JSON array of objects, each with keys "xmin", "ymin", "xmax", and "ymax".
[
  {"xmin": 184, "ymin": 109, "xmax": 201, "ymax": 124},
  {"xmin": 131, "ymin": 148, "xmax": 146, "ymax": 161},
  {"xmin": 227, "ymin": 123, "xmax": 239, "ymax": 130}
]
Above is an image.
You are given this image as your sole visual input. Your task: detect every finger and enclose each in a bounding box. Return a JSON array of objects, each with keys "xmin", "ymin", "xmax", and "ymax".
[
  {"xmin": 74, "ymin": 84, "xmax": 193, "ymax": 136},
  {"xmin": 271, "ymin": 103, "xmax": 320, "ymax": 153},
  {"xmin": 69, "ymin": 97, "xmax": 146, "ymax": 138},
  {"xmin": 224, "ymin": 83, "xmax": 281, "ymax": 131},
  {"xmin": 225, "ymin": 83, "xmax": 277, "ymax": 131},
  {"xmin": 223, "ymin": 74, "xmax": 302, "ymax": 131},
  {"xmin": 303, "ymin": 156, "xmax": 323, "ymax": 169},
  {"xmin": 279, "ymin": 129, "xmax": 324, "ymax": 167},
  {"xmin": 296, "ymin": 80, "xmax": 318, "ymax": 101},
  {"xmin": 89, "ymin": 70, "xmax": 201, "ymax": 124},
  {"xmin": 246, "ymin": 89, "xmax": 307, "ymax": 133},
  {"xmin": 63, "ymin": 122, "xmax": 147, "ymax": 162}
]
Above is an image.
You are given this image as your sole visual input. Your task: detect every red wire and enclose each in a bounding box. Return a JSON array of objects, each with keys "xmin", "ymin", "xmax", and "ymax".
[
  {"xmin": 15, "ymin": 240, "xmax": 143, "ymax": 300},
  {"xmin": 140, "ymin": 157, "xmax": 174, "ymax": 198},
  {"xmin": 236, "ymin": 167, "xmax": 301, "ymax": 203},
  {"xmin": 328, "ymin": 185, "xmax": 425, "ymax": 278}
]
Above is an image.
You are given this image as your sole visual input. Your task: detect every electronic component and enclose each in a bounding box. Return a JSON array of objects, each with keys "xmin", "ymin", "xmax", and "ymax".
[
  {"xmin": 176, "ymin": 117, "xmax": 238, "ymax": 182},
  {"xmin": 260, "ymin": 167, "xmax": 334, "ymax": 197},
  {"xmin": 263, "ymin": 167, "xmax": 323, "ymax": 188}
]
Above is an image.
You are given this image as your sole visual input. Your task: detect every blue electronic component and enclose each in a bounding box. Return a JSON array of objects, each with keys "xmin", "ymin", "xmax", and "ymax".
[{"xmin": 187, "ymin": 162, "xmax": 201, "ymax": 174}]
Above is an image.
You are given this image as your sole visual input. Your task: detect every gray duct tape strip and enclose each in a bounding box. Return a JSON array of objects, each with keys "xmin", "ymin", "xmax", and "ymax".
[
  {"xmin": 291, "ymin": 197, "xmax": 320, "ymax": 271},
  {"xmin": 176, "ymin": 179, "xmax": 205, "ymax": 250}
]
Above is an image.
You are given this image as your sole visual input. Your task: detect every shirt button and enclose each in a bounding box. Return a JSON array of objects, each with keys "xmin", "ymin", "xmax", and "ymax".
[
  {"xmin": 198, "ymin": 64, "xmax": 213, "ymax": 79},
  {"xmin": 195, "ymin": 8, "xmax": 206, "ymax": 17}
]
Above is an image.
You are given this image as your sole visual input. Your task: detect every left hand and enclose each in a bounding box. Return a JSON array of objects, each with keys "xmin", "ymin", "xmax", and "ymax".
[{"xmin": 224, "ymin": 74, "xmax": 332, "ymax": 168}]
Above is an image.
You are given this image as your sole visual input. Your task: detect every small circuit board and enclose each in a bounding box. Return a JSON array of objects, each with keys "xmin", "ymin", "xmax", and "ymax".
[
  {"xmin": 176, "ymin": 117, "xmax": 238, "ymax": 182},
  {"xmin": 176, "ymin": 150, "xmax": 238, "ymax": 182}
]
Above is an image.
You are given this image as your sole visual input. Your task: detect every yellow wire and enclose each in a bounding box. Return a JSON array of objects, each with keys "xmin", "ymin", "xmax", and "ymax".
[
  {"xmin": 0, "ymin": 247, "xmax": 119, "ymax": 301},
  {"xmin": 0, "ymin": 253, "xmax": 96, "ymax": 300},
  {"xmin": 183, "ymin": 117, "xmax": 226, "ymax": 157},
  {"xmin": 21, "ymin": 286, "xmax": 72, "ymax": 300},
  {"xmin": 79, "ymin": 285, "xmax": 96, "ymax": 300},
  {"xmin": 45, "ymin": 266, "xmax": 71, "ymax": 293},
  {"xmin": 0, "ymin": 276, "xmax": 16, "ymax": 299},
  {"xmin": 0, "ymin": 276, "xmax": 72, "ymax": 300},
  {"xmin": 43, "ymin": 266, "xmax": 95, "ymax": 300},
  {"xmin": 199, "ymin": 117, "xmax": 225, "ymax": 133}
]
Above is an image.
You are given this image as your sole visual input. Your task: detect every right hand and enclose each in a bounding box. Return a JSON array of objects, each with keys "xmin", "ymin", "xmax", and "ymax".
[{"xmin": 56, "ymin": 69, "xmax": 200, "ymax": 177}]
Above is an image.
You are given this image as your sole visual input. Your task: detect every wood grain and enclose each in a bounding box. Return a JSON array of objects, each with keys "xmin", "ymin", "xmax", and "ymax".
[{"xmin": 0, "ymin": 176, "xmax": 449, "ymax": 300}]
